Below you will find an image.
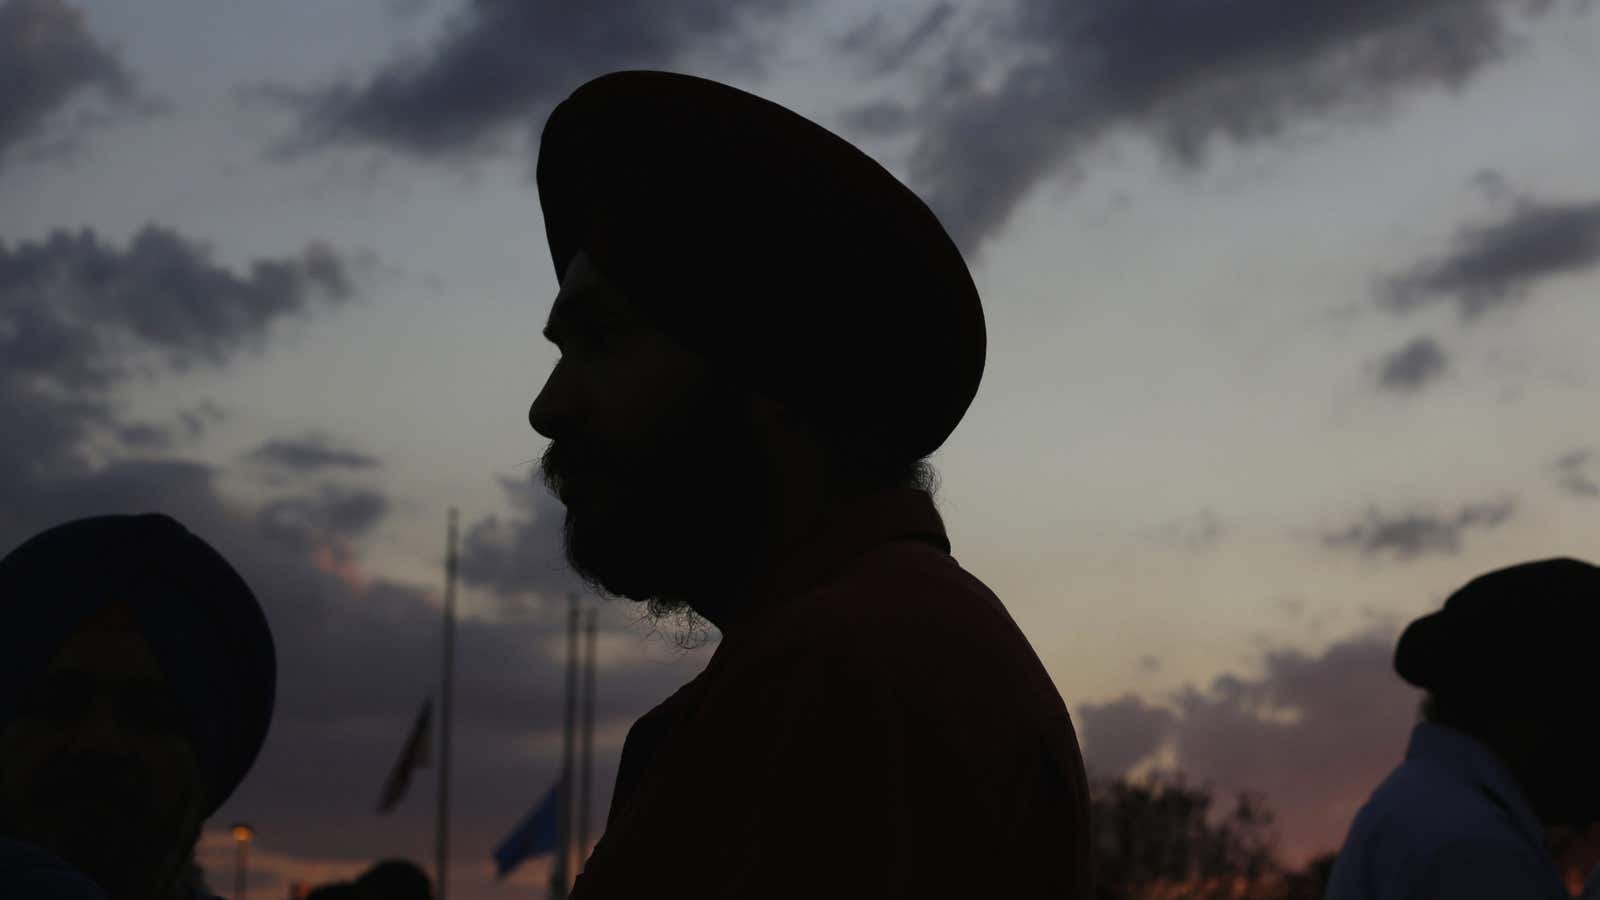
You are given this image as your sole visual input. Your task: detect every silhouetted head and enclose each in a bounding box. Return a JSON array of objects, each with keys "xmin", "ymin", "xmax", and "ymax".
[
  {"xmin": 1397, "ymin": 557, "xmax": 1600, "ymax": 826},
  {"xmin": 0, "ymin": 514, "xmax": 276, "ymax": 899},
  {"xmin": 356, "ymin": 858, "xmax": 432, "ymax": 900},
  {"xmin": 531, "ymin": 71, "xmax": 980, "ymax": 623},
  {"xmin": 305, "ymin": 883, "xmax": 367, "ymax": 900}
]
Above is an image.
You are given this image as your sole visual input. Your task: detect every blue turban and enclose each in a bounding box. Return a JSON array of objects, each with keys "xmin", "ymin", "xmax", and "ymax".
[{"xmin": 0, "ymin": 514, "xmax": 276, "ymax": 815}]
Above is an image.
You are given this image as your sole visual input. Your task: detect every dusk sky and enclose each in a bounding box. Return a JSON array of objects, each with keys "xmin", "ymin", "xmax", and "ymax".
[{"xmin": 5, "ymin": 0, "xmax": 1600, "ymax": 896}]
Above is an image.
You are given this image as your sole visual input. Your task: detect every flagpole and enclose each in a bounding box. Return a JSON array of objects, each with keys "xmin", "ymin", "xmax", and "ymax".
[
  {"xmin": 436, "ymin": 509, "xmax": 459, "ymax": 900},
  {"xmin": 578, "ymin": 608, "xmax": 596, "ymax": 873},
  {"xmin": 553, "ymin": 593, "xmax": 580, "ymax": 899}
]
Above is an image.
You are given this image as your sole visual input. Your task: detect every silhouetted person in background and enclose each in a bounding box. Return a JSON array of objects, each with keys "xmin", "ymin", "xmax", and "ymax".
[
  {"xmin": 1326, "ymin": 557, "xmax": 1600, "ymax": 900},
  {"xmin": 529, "ymin": 70, "xmax": 1092, "ymax": 899},
  {"xmin": 354, "ymin": 859, "xmax": 432, "ymax": 900},
  {"xmin": 305, "ymin": 859, "xmax": 432, "ymax": 900},
  {"xmin": 0, "ymin": 515, "xmax": 276, "ymax": 900},
  {"xmin": 304, "ymin": 885, "xmax": 365, "ymax": 900}
]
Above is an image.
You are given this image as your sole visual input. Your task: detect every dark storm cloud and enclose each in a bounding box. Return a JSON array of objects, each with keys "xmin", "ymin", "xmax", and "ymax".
[
  {"xmin": 1321, "ymin": 498, "xmax": 1516, "ymax": 560},
  {"xmin": 840, "ymin": 0, "xmax": 1574, "ymax": 255},
  {"xmin": 456, "ymin": 469, "xmax": 587, "ymax": 608},
  {"xmin": 1377, "ymin": 335, "xmax": 1449, "ymax": 392},
  {"xmin": 0, "ymin": 0, "xmax": 158, "ymax": 170},
  {"xmin": 1553, "ymin": 448, "xmax": 1599, "ymax": 498},
  {"xmin": 268, "ymin": 0, "xmax": 813, "ymax": 161},
  {"xmin": 1078, "ymin": 632, "xmax": 1419, "ymax": 860},
  {"xmin": 1382, "ymin": 197, "xmax": 1600, "ymax": 318},
  {"xmin": 247, "ymin": 433, "xmax": 381, "ymax": 473}
]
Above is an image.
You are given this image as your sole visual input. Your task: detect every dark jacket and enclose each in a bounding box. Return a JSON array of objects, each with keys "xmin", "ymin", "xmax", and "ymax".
[{"xmin": 571, "ymin": 489, "xmax": 1092, "ymax": 899}]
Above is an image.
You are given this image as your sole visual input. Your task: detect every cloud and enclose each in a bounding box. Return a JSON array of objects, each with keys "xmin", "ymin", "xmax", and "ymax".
[
  {"xmin": 1077, "ymin": 632, "xmax": 1420, "ymax": 862},
  {"xmin": 179, "ymin": 400, "xmax": 228, "ymax": 440},
  {"xmin": 0, "ymin": 226, "xmax": 356, "ymax": 381},
  {"xmin": 1320, "ymin": 498, "xmax": 1516, "ymax": 560},
  {"xmin": 1076, "ymin": 694, "xmax": 1176, "ymax": 776},
  {"xmin": 1376, "ymin": 335, "xmax": 1449, "ymax": 392},
  {"xmin": 1553, "ymin": 448, "xmax": 1600, "ymax": 498},
  {"xmin": 456, "ymin": 470, "xmax": 588, "ymax": 611},
  {"xmin": 0, "ymin": 0, "xmax": 160, "ymax": 170},
  {"xmin": 1382, "ymin": 196, "xmax": 1600, "ymax": 318},
  {"xmin": 1146, "ymin": 508, "xmax": 1225, "ymax": 551},
  {"xmin": 0, "ymin": 429, "xmax": 709, "ymax": 900},
  {"xmin": 248, "ymin": 434, "xmax": 382, "ymax": 474},
  {"xmin": 265, "ymin": 0, "xmax": 814, "ymax": 161},
  {"xmin": 0, "ymin": 216, "xmax": 702, "ymax": 898},
  {"xmin": 111, "ymin": 402, "xmax": 228, "ymax": 454},
  {"xmin": 832, "ymin": 3, "xmax": 957, "ymax": 77},
  {"xmin": 259, "ymin": 484, "xmax": 390, "ymax": 543},
  {"xmin": 839, "ymin": 0, "xmax": 1576, "ymax": 255},
  {"xmin": 0, "ymin": 224, "xmax": 359, "ymax": 525}
]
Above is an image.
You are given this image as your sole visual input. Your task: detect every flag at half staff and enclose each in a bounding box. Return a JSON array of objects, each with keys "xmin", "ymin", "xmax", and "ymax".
[
  {"xmin": 377, "ymin": 699, "xmax": 432, "ymax": 813},
  {"xmin": 493, "ymin": 776, "xmax": 565, "ymax": 879}
]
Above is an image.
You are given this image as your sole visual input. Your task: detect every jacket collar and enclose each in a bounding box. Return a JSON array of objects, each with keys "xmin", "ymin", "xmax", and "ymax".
[
  {"xmin": 739, "ymin": 487, "xmax": 947, "ymax": 618},
  {"xmin": 1407, "ymin": 721, "xmax": 1551, "ymax": 857}
]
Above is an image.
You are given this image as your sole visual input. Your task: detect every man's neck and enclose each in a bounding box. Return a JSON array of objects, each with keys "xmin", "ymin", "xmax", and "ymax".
[{"xmin": 710, "ymin": 473, "xmax": 862, "ymax": 637}]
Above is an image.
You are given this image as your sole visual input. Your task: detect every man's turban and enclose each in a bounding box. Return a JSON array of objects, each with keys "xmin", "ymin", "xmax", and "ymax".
[
  {"xmin": 536, "ymin": 70, "xmax": 986, "ymax": 466},
  {"xmin": 1394, "ymin": 557, "xmax": 1600, "ymax": 710},
  {"xmin": 0, "ymin": 514, "xmax": 276, "ymax": 814}
]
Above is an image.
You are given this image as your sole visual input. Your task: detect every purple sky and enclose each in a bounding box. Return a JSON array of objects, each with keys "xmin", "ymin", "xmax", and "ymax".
[{"xmin": 5, "ymin": 1, "xmax": 1600, "ymax": 896}]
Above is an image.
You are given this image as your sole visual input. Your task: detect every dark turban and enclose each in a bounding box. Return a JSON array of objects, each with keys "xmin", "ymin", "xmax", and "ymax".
[
  {"xmin": 0, "ymin": 514, "xmax": 276, "ymax": 814},
  {"xmin": 1395, "ymin": 557, "xmax": 1600, "ymax": 710},
  {"xmin": 536, "ymin": 70, "xmax": 986, "ymax": 466}
]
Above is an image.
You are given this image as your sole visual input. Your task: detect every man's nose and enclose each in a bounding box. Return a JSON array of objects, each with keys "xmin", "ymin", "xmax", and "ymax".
[{"xmin": 529, "ymin": 359, "xmax": 574, "ymax": 440}]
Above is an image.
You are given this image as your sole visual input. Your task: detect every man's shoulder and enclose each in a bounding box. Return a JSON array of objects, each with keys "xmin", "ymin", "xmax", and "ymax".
[
  {"xmin": 1366, "ymin": 755, "xmax": 1519, "ymax": 836},
  {"xmin": 770, "ymin": 540, "xmax": 1069, "ymax": 719},
  {"xmin": 797, "ymin": 539, "xmax": 1009, "ymax": 636},
  {"xmin": 1344, "ymin": 757, "xmax": 1545, "ymax": 874}
]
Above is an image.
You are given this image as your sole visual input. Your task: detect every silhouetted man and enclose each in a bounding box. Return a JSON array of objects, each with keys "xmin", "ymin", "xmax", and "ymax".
[
  {"xmin": 530, "ymin": 71, "xmax": 1092, "ymax": 899},
  {"xmin": 306, "ymin": 859, "xmax": 433, "ymax": 900},
  {"xmin": 0, "ymin": 514, "xmax": 276, "ymax": 900},
  {"xmin": 1326, "ymin": 558, "xmax": 1600, "ymax": 900}
]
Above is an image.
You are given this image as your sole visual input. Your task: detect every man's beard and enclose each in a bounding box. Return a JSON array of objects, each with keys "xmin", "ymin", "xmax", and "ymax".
[
  {"xmin": 540, "ymin": 380, "xmax": 768, "ymax": 624},
  {"xmin": 0, "ymin": 751, "xmax": 203, "ymax": 899}
]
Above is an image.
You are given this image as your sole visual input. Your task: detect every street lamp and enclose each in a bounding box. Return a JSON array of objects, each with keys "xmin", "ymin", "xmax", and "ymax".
[{"xmin": 231, "ymin": 823, "xmax": 255, "ymax": 900}]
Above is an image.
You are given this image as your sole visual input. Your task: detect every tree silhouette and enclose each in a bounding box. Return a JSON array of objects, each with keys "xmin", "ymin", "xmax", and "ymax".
[{"xmin": 1090, "ymin": 771, "xmax": 1333, "ymax": 900}]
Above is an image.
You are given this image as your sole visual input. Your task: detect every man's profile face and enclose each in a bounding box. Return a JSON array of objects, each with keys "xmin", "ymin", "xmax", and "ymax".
[
  {"xmin": 529, "ymin": 250, "xmax": 768, "ymax": 615},
  {"xmin": 0, "ymin": 602, "xmax": 208, "ymax": 898}
]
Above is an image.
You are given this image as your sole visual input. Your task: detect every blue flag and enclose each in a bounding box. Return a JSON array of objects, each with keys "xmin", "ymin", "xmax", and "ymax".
[{"xmin": 493, "ymin": 777, "xmax": 565, "ymax": 879}]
